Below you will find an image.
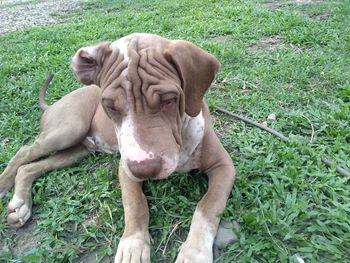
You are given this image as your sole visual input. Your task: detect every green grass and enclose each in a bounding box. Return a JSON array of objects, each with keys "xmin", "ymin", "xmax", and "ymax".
[{"xmin": 0, "ymin": 0, "xmax": 349, "ymax": 262}]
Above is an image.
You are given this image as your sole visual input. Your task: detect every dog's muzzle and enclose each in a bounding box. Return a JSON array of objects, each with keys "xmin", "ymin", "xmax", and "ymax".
[{"xmin": 127, "ymin": 156, "xmax": 162, "ymax": 179}]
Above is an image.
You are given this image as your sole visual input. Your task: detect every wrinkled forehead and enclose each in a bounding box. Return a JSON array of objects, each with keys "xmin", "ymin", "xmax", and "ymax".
[
  {"xmin": 100, "ymin": 35, "xmax": 182, "ymax": 110},
  {"xmin": 112, "ymin": 35, "xmax": 180, "ymax": 88}
]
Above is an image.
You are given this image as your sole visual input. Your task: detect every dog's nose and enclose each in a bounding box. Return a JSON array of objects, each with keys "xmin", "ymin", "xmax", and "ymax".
[{"xmin": 127, "ymin": 157, "xmax": 162, "ymax": 179}]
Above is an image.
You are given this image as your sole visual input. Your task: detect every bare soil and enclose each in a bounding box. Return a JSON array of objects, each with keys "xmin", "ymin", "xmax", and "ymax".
[
  {"xmin": 249, "ymin": 36, "xmax": 302, "ymax": 53},
  {"xmin": 0, "ymin": 0, "xmax": 82, "ymax": 34},
  {"xmin": 211, "ymin": 35, "xmax": 230, "ymax": 43},
  {"xmin": 259, "ymin": 0, "xmax": 338, "ymax": 10},
  {"xmin": 307, "ymin": 11, "xmax": 332, "ymax": 20}
]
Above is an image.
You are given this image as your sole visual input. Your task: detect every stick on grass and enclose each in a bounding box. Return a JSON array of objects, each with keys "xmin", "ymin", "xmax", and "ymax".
[{"xmin": 215, "ymin": 107, "xmax": 350, "ymax": 177}]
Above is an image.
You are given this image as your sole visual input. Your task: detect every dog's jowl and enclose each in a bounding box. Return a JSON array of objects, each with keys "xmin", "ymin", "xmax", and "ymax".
[{"xmin": 0, "ymin": 33, "xmax": 236, "ymax": 263}]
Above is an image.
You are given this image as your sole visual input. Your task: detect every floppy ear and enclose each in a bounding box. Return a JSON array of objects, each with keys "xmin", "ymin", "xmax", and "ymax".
[
  {"xmin": 164, "ymin": 40, "xmax": 220, "ymax": 117},
  {"xmin": 71, "ymin": 42, "xmax": 111, "ymax": 85}
]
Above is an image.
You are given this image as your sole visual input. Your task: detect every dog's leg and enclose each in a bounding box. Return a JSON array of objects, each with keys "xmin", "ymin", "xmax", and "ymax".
[
  {"xmin": 176, "ymin": 128, "xmax": 236, "ymax": 263},
  {"xmin": 0, "ymin": 139, "xmax": 59, "ymax": 198},
  {"xmin": 0, "ymin": 127, "xmax": 87, "ymax": 198},
  {"xmin": 7, "ymin": 144, "xmax": 88, "ymax": 228},
  {"xmin": 115, "ymin": 164, "xmax": 151, "ymax": 263},
  {"xmin": 0, "ymin": 145, "xmax": 35, "ymax": 198},
  {"xmin": 0, "ymin": 87, "xmax": 99, "ymax": 198}
]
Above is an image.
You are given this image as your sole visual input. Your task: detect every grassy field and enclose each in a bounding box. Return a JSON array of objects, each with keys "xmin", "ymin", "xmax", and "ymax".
[{"xmin": 0, "ymin": 0, "xmax": 349, "ymax": 262}]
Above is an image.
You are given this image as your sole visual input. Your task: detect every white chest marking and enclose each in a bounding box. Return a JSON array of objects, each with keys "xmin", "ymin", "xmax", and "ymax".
[{"xmin": 176, "ymin": 111, "xmax": 205, "ymax": 172}]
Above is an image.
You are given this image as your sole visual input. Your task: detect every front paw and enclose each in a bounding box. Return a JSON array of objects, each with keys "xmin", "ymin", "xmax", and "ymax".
[
  {"xmin": 7, "ymin": 195, "xmax": 32, "ymax": 228},
  {"xmin": 115, "ymin": 232, "xmax": 151, "ymax": 263},
  {"xmin": 175, "ymin": 240, "xmax": 213, "ymax": 263}
]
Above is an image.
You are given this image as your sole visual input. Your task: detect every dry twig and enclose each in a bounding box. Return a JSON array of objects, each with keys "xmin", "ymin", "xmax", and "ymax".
[{"xmin": 215, "ymin": 107, "xmax": 350, "ymax": 177}]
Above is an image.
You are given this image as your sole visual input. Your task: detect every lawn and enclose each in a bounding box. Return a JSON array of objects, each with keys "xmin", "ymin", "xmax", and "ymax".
[{"xmin": 0, "ymin": 0, "xmax": 349, "ymax": 262}]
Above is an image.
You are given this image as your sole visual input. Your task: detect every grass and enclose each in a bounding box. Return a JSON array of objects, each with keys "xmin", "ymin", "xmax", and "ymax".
[{"xmin": 0, "ymin": 0, "xmax": 349, "ymax": 262}]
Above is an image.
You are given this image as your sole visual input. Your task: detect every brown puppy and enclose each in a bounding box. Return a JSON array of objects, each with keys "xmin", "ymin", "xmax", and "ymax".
[{"xmin": 0, "ymin": 33, "xmax": 235, "ymax": 263}]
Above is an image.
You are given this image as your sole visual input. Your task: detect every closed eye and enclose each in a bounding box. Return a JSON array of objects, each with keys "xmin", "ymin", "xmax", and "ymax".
[
  {"xmin": 161, "ymin": 98, "xmax": 176, "ymax": 106},
  {"xmin": 102, "ymin": 98, "xmax": 120, "ymax": 114},
  {"xmin": 161, "ymin": 98, "xmax": 177, "ymax": 109}
]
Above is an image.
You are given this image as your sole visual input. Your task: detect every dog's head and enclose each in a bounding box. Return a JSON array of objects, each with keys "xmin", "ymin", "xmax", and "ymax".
[{"xmin": 71, "ymin": 33, "xmax": 220, "ymax": 181}]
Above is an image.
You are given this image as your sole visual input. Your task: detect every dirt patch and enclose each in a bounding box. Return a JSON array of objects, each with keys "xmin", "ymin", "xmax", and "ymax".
[
  {"xmin": 250, "ymin": 36, "xmax": 285, "ymax": 52},
  {"xmin": 0, "ymin": 0, "xmax": 82, "ymax": 34},
  {"xmin": 259, "ymin": 0, "xmax": 337, "ymax": 10},
  {"xmin": 307, "ymin": 12, "xmax": 332, "ymax": 20},
  {"xmin": 211, "ymin": 35, "xmax": 230, "ymax": 43},
  {"xmin": 0, "ymin": 219, "xmax": 40, "ymax": 258},
  {"xmin": 249, "ymin": 36, "xmax": 301, "ymax": 53},
  {"xmin": 0, "ymin": 215, "xmax": 112, "ymax": 262}
]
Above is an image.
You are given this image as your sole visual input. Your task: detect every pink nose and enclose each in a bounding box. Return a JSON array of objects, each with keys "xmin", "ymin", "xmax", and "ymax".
[{"xmin": 127, "ymin": 157, "xmax": 162, "ymax": 179}]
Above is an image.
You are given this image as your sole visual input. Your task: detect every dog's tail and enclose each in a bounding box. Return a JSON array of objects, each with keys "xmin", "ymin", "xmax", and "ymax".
[{"xmin": 39, "ymin": 73, "xmax": 54, "ymax": 110}]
